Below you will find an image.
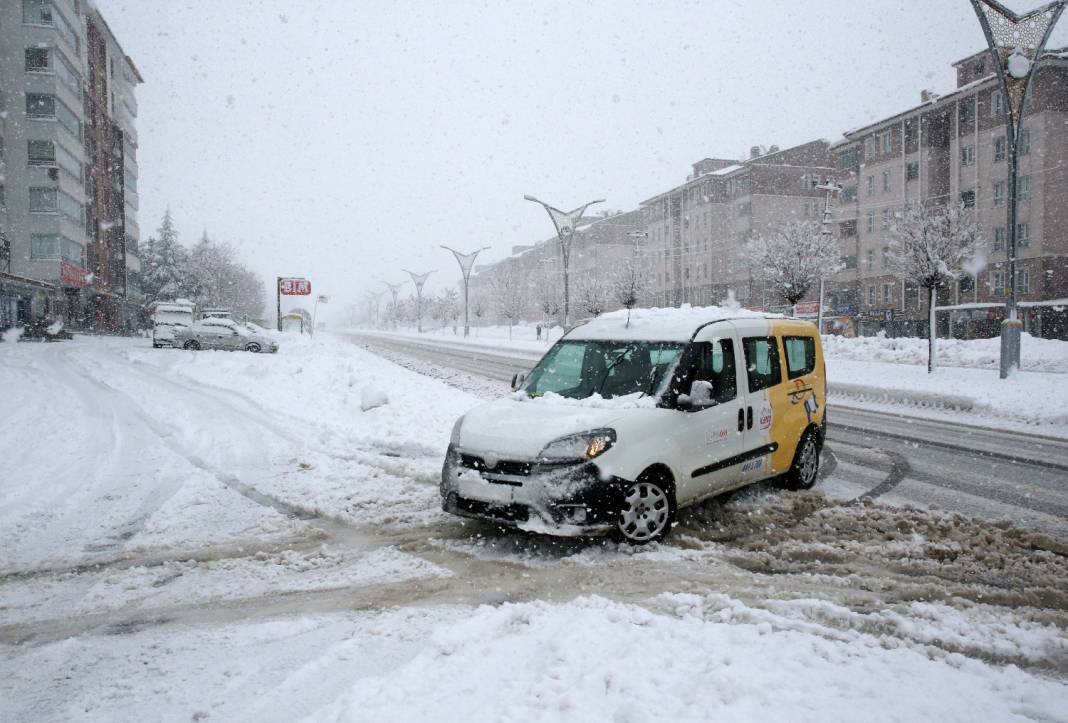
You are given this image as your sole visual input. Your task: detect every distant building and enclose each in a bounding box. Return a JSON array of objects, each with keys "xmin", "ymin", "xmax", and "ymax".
[{"xmin": 0, "ymin": 0, "xmax": 142, "ymax": 331}]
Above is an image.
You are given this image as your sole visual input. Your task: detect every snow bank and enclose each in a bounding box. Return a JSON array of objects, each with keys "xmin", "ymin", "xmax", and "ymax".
[
  {"xmin": 823, "ymin": 332, "xmax": 1068, "ymax": 373},
  {"xmin": 314, "ymin": 595, "xmax": 1068, "ymax": 722}
]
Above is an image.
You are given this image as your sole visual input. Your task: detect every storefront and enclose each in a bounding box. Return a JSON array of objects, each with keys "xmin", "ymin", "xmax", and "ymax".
[{"xmin": 0, "ymin": 272, "xmax": 61, "ymax": 331}]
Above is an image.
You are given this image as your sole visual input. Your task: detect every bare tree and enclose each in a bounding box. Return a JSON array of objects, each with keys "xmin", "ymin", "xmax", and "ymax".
[
  {"xmin": 471, "ymin": 296, "xmax": 485, "ymax": 337},
  {"xmin": 489, "ymin": 265, "xmax": 528, "ymax": 340},
  {"xmin": 888, "ymin": 202, "xmax": 982, "ymax": 373},
  {"xmin": 442, "ymin": 287, "xmax": 461, "ymax": 334},
  {"xmin": 610, "ymin": 256, "xmax": 647, "ymax": 327},
  {"xmin": 749, "ymin": 220, "xmax": 842, "ymax": 307},
  {"xmin": 532, "ymin": 265, "xmax": 561, "ymax": 329},
  {"xmin": 575, "ymin": 271, "xmax": 610, "ymax": 319}
]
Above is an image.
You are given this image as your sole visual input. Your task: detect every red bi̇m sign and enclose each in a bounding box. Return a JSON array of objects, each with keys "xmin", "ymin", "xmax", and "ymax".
[{"xmin": 279, "ymin": 278, "xmax": 312, "ymax": 296}]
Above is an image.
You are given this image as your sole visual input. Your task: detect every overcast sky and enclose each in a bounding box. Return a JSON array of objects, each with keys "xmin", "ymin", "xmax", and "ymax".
[{"xmin": 91, "ymin": 0, "xmax": 1067, "ymax": 322}]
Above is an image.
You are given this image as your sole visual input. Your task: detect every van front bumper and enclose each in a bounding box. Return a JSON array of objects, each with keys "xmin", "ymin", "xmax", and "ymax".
[{"xmin": 440, "ymin": 444, "xmax": 624, "ymax": 535}]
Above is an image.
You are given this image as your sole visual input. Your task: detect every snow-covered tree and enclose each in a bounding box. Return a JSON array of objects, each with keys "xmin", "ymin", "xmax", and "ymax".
[
  {"xmin": 441, "ymin": 287, "xmax": 460, "ymax": 334},
  {"xmin": 575, "ymin": 271, "xmax": 610, "ymax": 318},
  {"xmin": 532, "ymin": 265, "xmax": 561, "ymax": 328},
  {"xmin": 489, "ymin": 264, "xmax": 528, "ymax": 340},
  {"xmin": 140, "ymin": 209, "xmax": 189, "ymax": 304},
  {"xmin": 187, "ymin": 231, "xmax": 265, "ymax": 320},
  {"xmin": 471, "ymin": 296, "xmax": 485, "ymax": 337},
  {"xmin": 888, "ymin": 202, "xmax": 982, "ymax": 373},
  {"xmin": 749, "ymin": 220, "xmax": 843, "ymax": 307},
  {"xmin": 610, "ymin": 256, "xmax": 647, "ymax": 327}
]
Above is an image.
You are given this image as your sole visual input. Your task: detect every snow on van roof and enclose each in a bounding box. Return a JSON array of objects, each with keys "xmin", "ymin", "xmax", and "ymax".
[{"xmin": 566, "ymin": 304, "xmax": 782, "ymax": 341}]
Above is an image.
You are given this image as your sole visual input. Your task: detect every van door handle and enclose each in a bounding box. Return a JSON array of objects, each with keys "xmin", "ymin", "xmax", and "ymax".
[
  {"xmin": 747, "ymin": 406, "xmax": 753, "ymax": 430},
  {"xmin": 737, "ymin": 408, "xmax": 744, "ymax": 432}
]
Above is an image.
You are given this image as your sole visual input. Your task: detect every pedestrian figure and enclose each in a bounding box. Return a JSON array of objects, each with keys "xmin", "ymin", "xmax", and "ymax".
[{"xmin": 536, "ymin": 324, "xmax": 542, "ymax": 340}]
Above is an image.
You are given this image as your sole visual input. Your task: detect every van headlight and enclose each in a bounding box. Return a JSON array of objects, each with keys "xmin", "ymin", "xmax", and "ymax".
[
  {"xmin": 538, "ymin": 429, "xmax": 616, "ymax": 462},
  {"xmin": 450, "ymin": 416, "xmax": 465, "ymax": 445}
]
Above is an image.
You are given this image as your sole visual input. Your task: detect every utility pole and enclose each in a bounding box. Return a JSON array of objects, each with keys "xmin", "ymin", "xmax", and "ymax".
[
  {"xmin": 276, "ymin": 277, "xmax": 282, "ymax": 331},
  {"xmin": 969, "ymin": 0, "xmax": 1067, "ymax": 377},
  {"xmin": 816, "ymin": 180, "xmax": 843, "ymax": 335},
  {"xmin": 441, "ymin": 245, "xmax": 489, "ymax": 337},
  {"xmin": 524, "ymin": 195, "xmax": 605, "ymax": 327}
]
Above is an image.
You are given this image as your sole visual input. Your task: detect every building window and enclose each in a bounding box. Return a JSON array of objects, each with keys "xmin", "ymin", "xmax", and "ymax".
[
  {"xmin": 25, "ymin": 47, "xmax": 51, "ymax": 72},
  {"xmin": 1017, "ymin": 175, "xmax": 1031, "ymax": 201},
  {"xmin": 0, "ymin": 184, "xmax": 6, "ymax": 210},
  {"xmin": 26, "ymin": 93, "xmax": 56, "ymax": 118},
  {"xmin": 28, "ymin": 140, "xmax": 56, "ymax": 166},
  {"xmin": 842, "ymin": 184, "xmax": 857, "ymax": 201},
  {"xmin": 880, "ymin": 130, "xmax": 892, "ymax": 154},
  {"xmin": 866, "ymin": 249, "xmax": 875, "ymax": 270},
  {"xmin": 1019, "ymin": 128, "xmax": 1031, "ymax": 155},
  {"xmin": 1017, "ymin": 270, "xmax": 1030, "ymax": 294},
  {"xmin": 882, "ymin": 170, "xmax": 891, "ymax": 193},
  {"xmin": 906, "ymin": 162, "xmax": 919, "ymax": 181},
  {"xmin": 866, "ymin": 211, "xmax": 876, "ymax": 234},
  {"xmin": 840, "ymin": 220, "xmax": 857, "ymax": 238},
  {"xmin": 31, "ymin": 233, "xmax": 60, "ymax": 259},
  {"xmin": 992, "ymin": 90, "xmax": 1005, "ymax": 117},
  {"xmin": 993, "ymin": 226, "xmax": 1005, "ymax": 251},
  {"xmin": 882, "ymin": 283, "xmax": 893, "ymax": 305},
  {"xmin": 960, "ymin": 144, "xmax": 975, "ymax": 166},
  {"xmin": 993, "ymin": 181, "xmax": 1006, "ymax": 206},
  {"xmin": 22, "ymin": 0, "xmax": 53, "ymax": 25},
  {"xmin": 992, "ymin": 270, "xmax": 1006, "ymax": 295},
  {"xmin": 993, "ymin": 136, "xmax": 1006, "ymax": 162},
  {"xmin": 866, "ymin": 175, "xmax": 874, "ymax": 196},
  {"xmin": 882, "ymin": 245, "xmax": 891, "ymax": 267},
  {"xmin": 904, "ymin": 118, "xmax": 918, "ymax": 145},
  {"xmin": 1017, "ymin": 222, "xmax": 1030, "ymax": 248},
  {"xmin": 881, "ymin": 209, "xmax": 892, "ymax": 229},
  {"xmin": 959, "ymin": 98, "xmax": 975, "ymax": 125},
  {"xmin": 868, "ymin": 286, "xmax": 876, "ymax": 305},
  {"xmin": 864, "ymin": 136, "xmax": 879, "ymax": 160},
  {"xmin": 29, "ymin": 187, "xmax": 58, "ymax": 212},
  {"xmin": 961, "ymin": 190, "xmax": 976, "ymax": 208},
  {"xmin": 959, "ymin": 275, "xmax": 974, "ymax": 295}
]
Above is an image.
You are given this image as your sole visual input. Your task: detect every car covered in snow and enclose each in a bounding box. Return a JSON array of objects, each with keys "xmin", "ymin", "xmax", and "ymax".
[
  {"xmin": 174, "ymin": 317, "xmax": 278, "ymax": 353},
  {"xmin": 441, "ymin": 307, "xmax": 826, "ymax": 544},
  {"xmin": 151, "ymin": 300, "xmax": 196, "ymax": 348}
]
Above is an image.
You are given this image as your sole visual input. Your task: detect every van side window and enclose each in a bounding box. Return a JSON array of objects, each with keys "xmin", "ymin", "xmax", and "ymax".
[
  {"xmin": 783, "ymin": 335, "xmax": 816, "ymax": 379},
  {"xmin": 691, "ymin": 339, "xmax": 736, "ymax": 403},
  {"xmin": 742, "ymin": 336, "xmax": 782, "ymax": 393}
]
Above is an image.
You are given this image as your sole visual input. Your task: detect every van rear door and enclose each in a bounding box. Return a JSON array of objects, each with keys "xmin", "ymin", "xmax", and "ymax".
[{"xmin": 738, "ymin": 333, "xmax": 784, "ymax": 481}]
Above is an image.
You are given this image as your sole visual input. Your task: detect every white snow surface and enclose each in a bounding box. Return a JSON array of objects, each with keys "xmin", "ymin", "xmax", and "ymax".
[{"xmin": 567, "ymin": 303, "xmax": 781, "ymax": 341}]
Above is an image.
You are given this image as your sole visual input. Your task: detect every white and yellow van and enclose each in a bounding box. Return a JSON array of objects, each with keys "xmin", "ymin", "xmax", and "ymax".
[{"xmin": 441, "ymin": 307, "xmax": 827, "ymax": 544}]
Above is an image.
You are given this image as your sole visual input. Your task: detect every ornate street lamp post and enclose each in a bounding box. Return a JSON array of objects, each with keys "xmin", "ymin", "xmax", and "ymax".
[
  {"xmin": 441, "ymin": 245, "xmax": 490, "ymax": 337},
  {"xmin": 383, "ymin": 281, "xmax": 406, "ymax": 330},
  {"xmin": 970, "ymin": 0, "xmax": 1067, "ymax": 377},
  {"xmin": 524, "ymin": 195, "xmax": 605, "ymax": 327},
  {"xmin": 403, "ymin": 269, "xmax": 434, "ymax": 333},
  {"xmin": 816, "ymin": 181, "xmax": 843, "ymax": 335}
]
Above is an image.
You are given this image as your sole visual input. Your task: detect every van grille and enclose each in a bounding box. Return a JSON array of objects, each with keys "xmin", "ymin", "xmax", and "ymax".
[{"xmin": 460, "ymin": 454, "xmax": 532, "ymax": 477}]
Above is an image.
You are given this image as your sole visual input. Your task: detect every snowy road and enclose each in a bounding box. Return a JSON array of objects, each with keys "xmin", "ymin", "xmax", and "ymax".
[
  {"xmin": 2, "ymin": 335, "xmax": 1067, "ymax": 721},
  {"xmin": 345, "ymin": 330, "xmax": 1068, "ymax": 538}
]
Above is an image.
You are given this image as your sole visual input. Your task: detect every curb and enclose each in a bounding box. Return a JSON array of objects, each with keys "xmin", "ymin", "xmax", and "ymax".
[{"xmin": 829, "ymin": 382, "xmax": 974, "ymax": 411}]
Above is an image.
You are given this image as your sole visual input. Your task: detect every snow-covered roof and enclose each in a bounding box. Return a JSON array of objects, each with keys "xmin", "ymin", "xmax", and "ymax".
[
  {"xmin": 708, "ymin": 164, "xmax": 744, "ymax": 176},
  {"xmin": 566, "ymin": 304, "xmax": 782, "ymax": 342}
]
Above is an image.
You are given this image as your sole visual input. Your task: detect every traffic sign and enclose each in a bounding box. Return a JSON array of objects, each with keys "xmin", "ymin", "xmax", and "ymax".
[{"xmin": 279, "ymin": 278, "xmax": 312, "ymax": 296}]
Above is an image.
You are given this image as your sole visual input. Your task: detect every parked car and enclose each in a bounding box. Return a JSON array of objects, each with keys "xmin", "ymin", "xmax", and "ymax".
[
  {"xmin": 151, "ymin": 300, "xmax": 195, "ymax": 348},
  {"xmin": 174, "ymin": 317, "xmax": 278, "ymax": 353},
  {"xmin": 441, "ymin": 309, "xmax": 826, "ymax": 544}
]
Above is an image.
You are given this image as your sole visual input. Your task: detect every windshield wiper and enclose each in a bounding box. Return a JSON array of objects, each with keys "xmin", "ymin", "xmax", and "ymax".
[{"xmin": 596, "ymin": 350, "xmax": 631, "ymax": 395}]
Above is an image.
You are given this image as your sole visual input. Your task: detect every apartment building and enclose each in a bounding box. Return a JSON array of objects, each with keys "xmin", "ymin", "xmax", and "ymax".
[
  {"xmin": 832, "ymin": 48, "xmax": 1068, "ymax": 338},
  {"xmin": 639, "ymin": 141, "xmax": 840, "ymax": 310},
  {"xmin": 0, "ymin": 0, "xmax": 142, "ymax": 331}
]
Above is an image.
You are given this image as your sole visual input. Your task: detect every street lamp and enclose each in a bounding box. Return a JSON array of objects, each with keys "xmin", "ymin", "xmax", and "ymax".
[
  {"xmin": 524, "ymin": 195, "xmax": 605, "ymax": 326},
  {"xmin": 816, "ymin": 180, "xmax": 843, "ymax": 335},
  {"xmin": 402, "ymin": 269, "xmax": 434, "ymax": 333},
  {"xmin": 441, "ymin": 245, "xmax": 490, "ymax": 337},
  {"xmin": 383, "ymin": 281, "xmax": 406, "ymax": 330},
  {"xmin": 970, "ymin": 0, "xmax": 1067, "ymax": 378}
]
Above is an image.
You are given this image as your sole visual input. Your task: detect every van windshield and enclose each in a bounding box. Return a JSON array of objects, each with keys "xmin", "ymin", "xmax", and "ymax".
[{"xmin": 522, "ymin": 340, "xmax": 685, "ymax": 400}]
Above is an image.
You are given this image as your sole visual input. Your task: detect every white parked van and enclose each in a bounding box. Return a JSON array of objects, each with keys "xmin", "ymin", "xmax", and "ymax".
[
  {"xmin": 151, "ymin": 300, "xmax": 196, "ymax": 348},
  {"xmin": 441, "ymin": 306, "xmax": 827, "ymax": 544}
]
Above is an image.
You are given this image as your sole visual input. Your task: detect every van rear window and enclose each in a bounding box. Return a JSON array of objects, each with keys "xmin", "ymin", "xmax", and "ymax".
[{"xmin": 783, "ymin": 336, "xmax": 816, "ymax": 379}]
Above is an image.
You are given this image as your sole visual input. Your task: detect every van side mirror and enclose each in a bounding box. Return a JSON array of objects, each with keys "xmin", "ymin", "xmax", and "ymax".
[
  {"xmin": 678, "ymin": 380, "xmax": 715, "ymax": 409},
  {"xmin": 511, "ymin": 372, "xmax": 527, "ymax": 391}
]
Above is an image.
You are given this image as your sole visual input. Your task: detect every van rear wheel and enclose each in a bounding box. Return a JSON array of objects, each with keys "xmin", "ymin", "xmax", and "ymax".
[
  {"xmin": 616, "ymin": 475, "xmax": 674, "ymax": 545},
  {"xmin": 783, "ymin": 430, "xmax": 820, "ymax": 491}
]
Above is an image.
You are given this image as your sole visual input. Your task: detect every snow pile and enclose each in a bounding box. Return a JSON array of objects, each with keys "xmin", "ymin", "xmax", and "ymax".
[
  {"xmin": 360, "ymin": 385, "xmax": 389, "ymax": 411},
  {"xmin": 823, "ymin": 332, "xmax": 1068, "ymax": 373},
  {"xmin": 314, "ymin": 595, "xmax": 1068, "ymax": 722}
]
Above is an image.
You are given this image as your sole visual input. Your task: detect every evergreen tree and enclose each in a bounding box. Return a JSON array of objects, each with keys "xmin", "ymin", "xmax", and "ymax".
[{"xmin": 140, "ymin": 209, "xmax": 190, "ymax": 304}]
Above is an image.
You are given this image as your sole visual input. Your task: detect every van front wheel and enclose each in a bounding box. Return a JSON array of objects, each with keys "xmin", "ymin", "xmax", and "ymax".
[
  {"xmin": 783, "ymin": 431, "xmax": 820, "ymax": 491},
  {"xmin": 616, "ymin": 476, "xmax": 674, "ymax": 545}
]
